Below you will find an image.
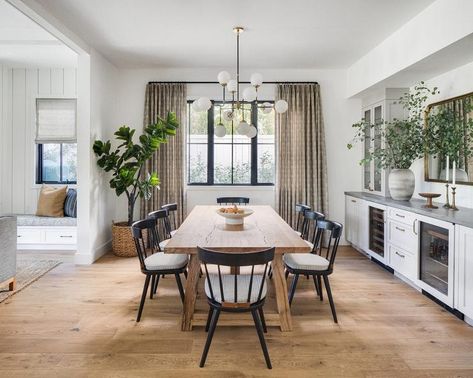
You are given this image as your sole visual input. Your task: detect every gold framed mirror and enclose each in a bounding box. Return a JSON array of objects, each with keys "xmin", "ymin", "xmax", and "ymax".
[{"xmin": 424, "ymin": 91, "xmax": 473, "ymax": 186}]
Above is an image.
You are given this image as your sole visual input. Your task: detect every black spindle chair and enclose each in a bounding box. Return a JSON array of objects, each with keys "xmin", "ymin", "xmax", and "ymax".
[
  {"xmin": 300, "ymin": 210, "xmax": 325, "ymax": 251},
  {"xmin": 161, "ymin": 203, "xmax": 178, "ymax": 237},
  {"xmin": 216, "ymin": 197, "xmax": 250, "ymax": 205},
  {"xmin": 294, "ymin": 203, "xmax": 311, "ymax": 237},
  {"xmin": 148, "ymin": 209, "xmax": 172, "ymax": 250},
  {"xmin": 197, "ymin": 246, "xmax": 275, "ymax": 369},
  {"xmin": 283, "ymin": 220, "xmax": 343, "ymax": 323},
  {"xmin": 131, "ymin": 218, "xmax": 188, "ymax": 322}
]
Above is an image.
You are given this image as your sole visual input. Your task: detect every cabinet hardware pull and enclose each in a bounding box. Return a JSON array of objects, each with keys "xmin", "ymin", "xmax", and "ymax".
[
  {"xmin": 395, "ymin": 226, "xmax": 405, "ymax": 232},
  {"xmin": 395, "ymin": 213, "xmax": 405, "ymax": 218},
  {"xmin": 351, "ymin": 200, "xmax": 356, "ymax": 203},
  {"xmin": 60, "ymin": 235, "xmax": 73, "ymax": 238},
  {"xmin": 395, "ymin": 251, "xmax": 405, "ymax": 258},
  {"xmin": 17, "ymin": 235, "xmax": 22, "ymax": 238},
  {"xmin": 413, "ymin": 219, "xmax": 418, "ymax": 235}
]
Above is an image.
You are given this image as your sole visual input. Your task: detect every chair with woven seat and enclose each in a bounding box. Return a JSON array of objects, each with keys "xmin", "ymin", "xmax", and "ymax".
[
  {"xmin": 161, "ymin": 203, "xmax": 178, "ymax": 237},
  {"xmin": 283, "ymin": 220, "xmax": 343, "ymax": 323},
  {"xmin": 131, "ymin": 218, "xmax": 188, "ymax": 322},
  {"xmin": 216, "ymin": 197, "xmax": 250, "ymax": 205},
  {"xmin": 294, "ymin": 203, "xmax": 311, "ymax": 237},
  {"xmin": 198, "ymin": 246, "xmax": 275, "ymax": 369}
]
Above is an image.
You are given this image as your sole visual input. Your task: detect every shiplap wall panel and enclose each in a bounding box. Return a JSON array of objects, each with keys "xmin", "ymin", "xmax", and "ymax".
[
  {"xmin": 12, "ymin": 69, "xmax": 26, "ymax": 213},
  {"xmin": 0, "ymin": 67, "xmax": 77, "ymax": 215}
]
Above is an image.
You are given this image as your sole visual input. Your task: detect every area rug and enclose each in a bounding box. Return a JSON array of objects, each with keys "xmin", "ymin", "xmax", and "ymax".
[{"xmin": 0, "ymin": 258, "xmax": 62, "ymax": 303}]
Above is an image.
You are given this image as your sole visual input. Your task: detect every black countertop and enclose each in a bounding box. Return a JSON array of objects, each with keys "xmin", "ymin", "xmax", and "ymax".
[{"xmin": 345, "ymin": 191, "xmax": 473, "ymax": 229}]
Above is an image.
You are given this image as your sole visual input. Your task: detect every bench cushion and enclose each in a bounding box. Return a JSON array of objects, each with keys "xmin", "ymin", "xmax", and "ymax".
[{"xmin": 16, "ymin": 215, "xmax": 77, "ymax": 227}]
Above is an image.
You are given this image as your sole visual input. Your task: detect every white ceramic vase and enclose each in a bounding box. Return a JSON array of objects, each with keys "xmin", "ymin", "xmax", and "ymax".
[{"xmin": 388, "ymin": 168, "xmax": 415, "ymax": 201}]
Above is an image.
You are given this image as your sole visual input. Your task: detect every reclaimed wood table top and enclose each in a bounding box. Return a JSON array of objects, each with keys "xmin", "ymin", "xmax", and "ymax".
[{"xmin": 164, "ymin": 205, "xmax": 310, "ymax": 254}]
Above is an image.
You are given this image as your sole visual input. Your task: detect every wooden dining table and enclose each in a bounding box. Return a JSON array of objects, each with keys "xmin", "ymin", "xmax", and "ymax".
[{"xmin": 163, "ymin": 205, "xmax": 311, "ymax": 331}]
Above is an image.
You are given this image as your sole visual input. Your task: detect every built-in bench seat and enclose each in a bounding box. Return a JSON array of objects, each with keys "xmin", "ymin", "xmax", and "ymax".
[{"xmin": 17, "ymin": 215, "xmax": 77, "ymax": 250}]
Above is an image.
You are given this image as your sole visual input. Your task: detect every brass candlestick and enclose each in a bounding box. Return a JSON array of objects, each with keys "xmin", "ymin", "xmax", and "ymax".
[
  {"xmin": 451, "ymin": 186, "xmax": 459, "ymax": 211},
  {"xmin": 443, "ymin": 183, "xmax": 451, "ymax": 208}
]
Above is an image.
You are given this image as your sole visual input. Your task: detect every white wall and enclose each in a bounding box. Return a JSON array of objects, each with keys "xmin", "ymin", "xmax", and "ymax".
[
  {"xmin": 0, "ymin": 66, "xmax": 77, "ymax": 215},
  {"xmin": 116, "ymin": 67, "xmax": 361, "ymax": 244},
  {"xmin": 411, "ymin": 59, "xmax": 473, "ymax": 208},
  {"xmin": 75, "ymin": 49, "xmax": 119, "ymax": 264}
]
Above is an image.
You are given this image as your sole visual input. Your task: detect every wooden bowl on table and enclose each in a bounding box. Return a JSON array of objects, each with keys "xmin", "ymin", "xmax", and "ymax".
[{"xmin": 418, "ymin": 192, "xmax": 441, "ymax": 209}]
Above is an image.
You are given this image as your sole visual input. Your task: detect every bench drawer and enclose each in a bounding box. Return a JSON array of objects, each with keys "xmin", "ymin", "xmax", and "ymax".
[
  {"xmin": 389, "ymin": 245, "xmax": 417, "ymax": 281},
  {"xmin": 17, "ymin": 228, "xmax": 42, "ymax": 244},
  {"xmin": 44, "ymin": 229, "xmax": 77, "ymax": 244}
]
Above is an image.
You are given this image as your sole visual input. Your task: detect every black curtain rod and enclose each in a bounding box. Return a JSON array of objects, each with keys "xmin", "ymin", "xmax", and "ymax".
[{"xmin": 147, "ymin": 80, "xmax": 318, "ymax": 85}]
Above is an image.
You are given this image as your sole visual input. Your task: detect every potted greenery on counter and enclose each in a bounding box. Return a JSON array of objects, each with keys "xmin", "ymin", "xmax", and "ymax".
[
  {"xmin": 347, "ymin": 83, "xmax": 439, "ymax": 201},
  {"xmin": 93, "ymin": 112, "xmax": 179, "ymax": 257}
]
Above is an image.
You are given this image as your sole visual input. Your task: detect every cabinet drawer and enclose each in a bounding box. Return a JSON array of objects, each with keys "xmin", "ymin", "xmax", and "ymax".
[
  {"xmin": 388, "ymin": 207, "xmax": 416, "ymax": 226},
  {"xmin": 17, "ymin": 228, "xmax": 42, "ymax": 244},
  {"xmin": 389, "ymin": 245, "xmax": 417, "ymax": 281},
  {"xmin": 388, "ymin": 220, "xmax": 418, "ymax": 253},
  {"xmin": 44, "ymin": 229, "xmax": 77, "ymax": 244}
]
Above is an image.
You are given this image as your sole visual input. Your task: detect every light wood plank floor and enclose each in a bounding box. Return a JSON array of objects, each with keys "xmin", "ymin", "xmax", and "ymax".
[{"xmin": 1, "ymin": 247, "xmax": 473, "ymax": 377}]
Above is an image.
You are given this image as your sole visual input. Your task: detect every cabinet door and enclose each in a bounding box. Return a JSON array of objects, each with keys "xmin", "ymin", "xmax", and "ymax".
[
  {"xmin": 345, "ymin": 196, "xmax": 359, "ymax": 245},
  {"xmin": 362, "ymin": 109, "xmax": 372, "ymax": 192},
  {"xmin": 372, "ymin": 105, "xmax": 383, "ymax": 193},
  {"xmin": 455, "ymin": 225, "xmax": 473, "ymax": 319}
]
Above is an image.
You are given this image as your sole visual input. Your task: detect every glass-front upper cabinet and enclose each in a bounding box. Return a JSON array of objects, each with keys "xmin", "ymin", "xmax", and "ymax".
[{"xmin": 361, "ymin": 89, "xmax": 408, "ymax": 197}]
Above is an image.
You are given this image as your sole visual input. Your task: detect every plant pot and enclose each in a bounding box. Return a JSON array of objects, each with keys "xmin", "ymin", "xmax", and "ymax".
[
  {"xmin": 111, "ymin": 222, "xmax": 137, "ymax": 257},
  {"xmin": 388, "ymin": 168, "xmax": 415, "ymax": 201}
]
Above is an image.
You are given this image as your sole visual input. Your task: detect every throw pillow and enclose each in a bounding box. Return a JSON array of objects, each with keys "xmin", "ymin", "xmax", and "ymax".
[
  {"xmin": 36, "ymin": 185, "xmax": 67, "ymax": 217},
  {"xmin": 64, "ymin": 189, "xmax": 77, "ymax": 218}
]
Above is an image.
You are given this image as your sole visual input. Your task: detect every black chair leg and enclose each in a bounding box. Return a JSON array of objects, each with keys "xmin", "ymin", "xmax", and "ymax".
[
  {"xmin": 317, "ymin": 275, "xmax": 323, "ymax": 301},
  {"xmin": 258, "ymin": 307, "xmax": 267, "ymax": 333},
  {"xmin": 312, "ymin": 274, "xmax": 320, "ymax": 298},
  {"xmin": 153, "ymin": 274, "xmax": 160, "ymax": 295},
  {"xmin": 200, "ymin": 308, "xmax": 221, "ymax": 367},
  {"xmin": 205, "ymin": 307, "xmax": 214, "ymax": 332},
  {"xmin": 323, "ymin": 275, "xmax": 338, "ymax": 323},
  {"xmin": 137, "ymin": 274, "xmax": 151, "ymax": 322},
  {"xmin": 150, "ymin": 275, "xmax": 156, "ymax": 299},
  {"xmin": 184, "ymin": 269, "xmax": 188, "ymax": 279},
  {"xmin": 268, "ymin": 265, "xmax": 273, "ymax": 279},
  {"xmin": 175, "ymin": 273, "xmax": 185, "ymax": 303},
  {"xmin": 288, "ymin": 274, "xmax": 299, "ymax": 305},
  {"xmin": 285, "ymin": 270, "xmax": 289, "ymax": 280},
  {"xmin": 251, "ymin": 309, "xmax": 272, "ymax": 369}
]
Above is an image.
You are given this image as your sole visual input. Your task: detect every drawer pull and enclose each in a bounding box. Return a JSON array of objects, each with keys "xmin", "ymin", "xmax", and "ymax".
[
  {"xmin": 395, "ymin": 251, "xmax": 405, "ymax": 258},
  {"xmin": 60, "ymin": 235, "xmax": 73, "ymax": 238},
  {"xmin": 395, "ymin": 226, "xmax": 405, "ymax": 232},
  {"xmin": 395, "ymin": 213, "xmax": 405, "ymax": 218},
  {"xmin": 17, "ymin": 235, "xmax": 22, "ymax": 238},
  {"xmin": 351, "ymin": 199, "xmax": 356, "ymax": 203}
]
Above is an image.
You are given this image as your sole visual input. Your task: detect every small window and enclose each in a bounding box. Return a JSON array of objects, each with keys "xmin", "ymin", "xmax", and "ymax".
[{"xmin": 36, "ymin": 99, "xmax": 77, "ymax": 184}]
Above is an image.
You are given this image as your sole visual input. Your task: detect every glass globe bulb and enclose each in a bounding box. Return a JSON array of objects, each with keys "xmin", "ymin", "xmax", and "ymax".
[
  {"xmin": 246, "ymin": 125, "xmax": 257, "ymax": 138},
  {"xmin": 275, "ymin": 99, "xmax": 288, "ymax": 113},
  {"xmin": 217, "ymin": 71, "xmax": 231, "ymax": 85},
  {"xmin": 215, "ymin": 123, "xmax": 226, "ymax": 138},
  {"xmin": 237, "ymin": 121, "xmax": 250, "ymax": 135},
  {"xmin": 197, "ymin": 97, "xmax": 212, "ymax": 111},
  {"xmin": 261, "ymin": 102, "xmax": 273, "ymax": 114},
  {"xmin": 242, "ymin": 86, "xmax": 257, "ymax": 102},
  {"xmin": 227, "ymin": 79, "xmax": 237, "ymax": 93},
  {"xmin": 191, "ymin": 99, "xmax": 202, "ymax": 112},
  {"xmin": 222, "ymin": 109, "xmax": 234, "ymax": 121},
  {"xmin": 250, "ymin": 72, "xmax": 263, "ymax": 87}
]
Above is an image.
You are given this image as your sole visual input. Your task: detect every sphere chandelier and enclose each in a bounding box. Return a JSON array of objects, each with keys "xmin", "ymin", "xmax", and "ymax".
[{"xmin": 192, "ymin": 27, "xmax": 288, "ymax": 138}]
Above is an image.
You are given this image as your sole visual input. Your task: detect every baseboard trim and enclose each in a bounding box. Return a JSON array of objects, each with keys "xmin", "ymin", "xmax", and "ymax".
[
  {"xmin": 18, "ymin": 244, "xmax": 76, "ymax": 250},
  {"xmin": 74, "ymin": 239, "xmax": 111, "ymax": 265}
]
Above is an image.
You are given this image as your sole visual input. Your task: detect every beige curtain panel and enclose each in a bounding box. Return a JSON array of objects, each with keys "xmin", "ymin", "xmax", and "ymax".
[
  {"xmin": 141, "ymin": 83, "xmax": 187, "ymax": 225},
  {"xmin": 276, "ymin": 83, "xmax": 328, "ymax": 228}
]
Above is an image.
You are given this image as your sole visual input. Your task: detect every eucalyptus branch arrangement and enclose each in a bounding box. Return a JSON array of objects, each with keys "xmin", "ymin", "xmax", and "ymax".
[
  {"xmin": 93, "ymin": 112, "xmax": 179, "ymax": 226},
  {"xmin": 347, "ymin": 83, "xmax": 439, "ymax": 170}
]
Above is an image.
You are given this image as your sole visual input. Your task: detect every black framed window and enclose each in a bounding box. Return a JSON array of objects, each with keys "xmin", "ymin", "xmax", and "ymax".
[
  {"xmin": 36, "ymin": 143, "xmax": 77, "ymax": 184},
  {"xmin": 187, "ymin": 101, "xmax": 275, "ymax": 185}
]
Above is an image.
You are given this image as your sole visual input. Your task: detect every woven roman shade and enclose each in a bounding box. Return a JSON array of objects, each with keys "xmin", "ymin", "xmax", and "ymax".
[{"xmin": 35, "ymin": 99, "xmax": 77, "ymax": 143}]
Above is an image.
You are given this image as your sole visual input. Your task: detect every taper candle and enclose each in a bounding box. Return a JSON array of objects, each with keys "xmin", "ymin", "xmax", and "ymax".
[
  {"xmin": 452, "ymin": 160, "xmax": 456, "ymax": 186},
  {"xmin": 445, "ymin": 156, "xmax": 449, "ymax": 182}
]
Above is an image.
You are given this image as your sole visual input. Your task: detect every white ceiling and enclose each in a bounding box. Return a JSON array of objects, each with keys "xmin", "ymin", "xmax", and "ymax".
[
  {"xmin": 34, "ymin": 0, "xmax": 434, "ymax": 69},
  {"xmin": 0, "ymin": 0, "xmax": 77, "ymax": 67}
]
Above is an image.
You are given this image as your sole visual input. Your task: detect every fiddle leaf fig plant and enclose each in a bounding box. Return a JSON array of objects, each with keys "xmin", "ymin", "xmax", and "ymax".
[
  {"xmin": 347, "ymin": 82, "xmax": 439, "ymax": 170},
  {"xmin": 93, "ymin": 112, "xmax": 179, "ymax": 226}
]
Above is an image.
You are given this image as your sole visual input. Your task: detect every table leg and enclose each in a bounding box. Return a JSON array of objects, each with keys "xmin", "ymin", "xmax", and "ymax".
[
  {"xmin": 181, "ymin": 254, "xmax": 200, "ymax": 331},
  {"xmin": 272, "ymin": 254, "xmax": 292, "ymax": 331}
]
